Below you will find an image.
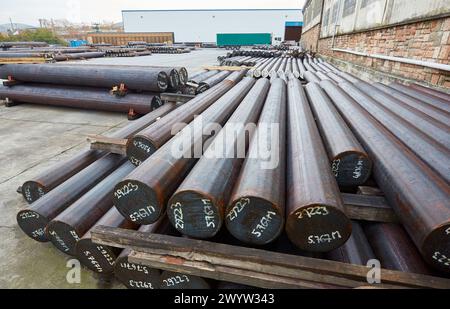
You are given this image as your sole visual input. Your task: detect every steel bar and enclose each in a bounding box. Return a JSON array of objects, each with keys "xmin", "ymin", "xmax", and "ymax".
[
  {"xmin": 303, "ymin": 59, "xmax": 315, "ymax": 72},
  {"xmin": 160, "ymin": 271, "xmax": 211, "ymax": 289},
  {"xmin": 408, "ymin": 83, "xmax": 450, "ymax": 102},
  {"xmin": 304, "ymin": 71, "xmax": 321, "ymax": 83},
  {"xmin": 327, "ymin": 72, "xmax": 346, "ymax": 83},
  {"xmin": 388, "ymin": 82, "xmax": 450, "ymax": 113},
  {"xmin": 316, "ymin": 71, "xmax": 332, "ymax": 81},
  {"xmin": 45, "ymin": 161, "xmax": 135, "ymax": 255},
  {"xmin": 167, "ymin": 78, "xmax": 270, "ymax": 239},
  {"xmin": 196, "ymin": 70, "xmax": 232, "ymax": 94},
  {"xmin": 320, "ymin": 80, "xmax": 450, "ymax": 273},
  {"xmin": 291, "ymin": 60, "xmax": 301, "ymax": 79},
  {"xmin": 20, "ymin": 103, "xmax": 176, "ymax": 203},
  {"xmin": 224, "ymin": 78, "xmax": 286, "ymax": 245},
  {"xmin": 75, "ymin": 207, "xmax": 138, "ymax": 274},
  {"xmin": 364, "ymin": 223, "xmax": 432, "ymax": 275},
  {"xmin": 113, "ymin": 77, "xmax": 256, "ymax": 225},
  {"xmin": 0, "ymin": 64, "xmax": 169, "ymax": 92},
  {"xmin": 0, "ymin": 42, "xmax": 48, "ymax": 48},
  {"xmin": 268, "ymin": 58, "xmax": 283, "ymax": 78},
  {"xmin": 126, "ymin": 71, "xmax": 246, "ymax": 166},
  {"xmin": 326, "ymin": 221, "xmax": 375, "ymax": 266},
  {"xmin": 0, "ymin": 84, "xmax": 161, "ymax": 114},
  {"xmin": 354, "ymin": 82, "xmax": 450, "ymax": 148},
  {"xmin": 305, "ymin": 82, "xmax": 372, "ymax": 187},
  {"xmin": 261, "ymin": 58, "xmax": 277, "ymax": 78},
  {"xmin": 188, "ymin": 70, "xmax": 219, "ymax": 84},
  {"xmin": 372, "ymin": 82, "xmax": 450, "ymax": 126},
  {"xmin": 17, "ymin": 153, "xmax": 126, "ymax": 242},
  {"xmin": 53, "ymin": 52, "xmax": 105, "ymax": 61},
  {"xmin": 297, "ymin": 59, "xmax": 306, "ymax": 79},
  {"xmin": 336, "ymin": 71, "xmax": 362, "ymax": 83},
  {"xmin": 285, "ymin": 78, "xmax": 352, "ymax": 252}
]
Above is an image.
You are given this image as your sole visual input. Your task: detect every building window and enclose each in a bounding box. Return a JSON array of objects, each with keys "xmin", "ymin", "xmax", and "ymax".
[{"xmin": 343, "ymin": 0, "xmax": 356, "ymax": 17}]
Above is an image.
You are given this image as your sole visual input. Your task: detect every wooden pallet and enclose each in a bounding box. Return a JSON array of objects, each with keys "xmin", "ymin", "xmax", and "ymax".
[{"xmin": 91, "ymin": 226, "xmax": 450, "ymax": 289}]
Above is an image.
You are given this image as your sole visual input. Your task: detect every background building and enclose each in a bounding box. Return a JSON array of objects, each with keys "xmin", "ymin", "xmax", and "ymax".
[
  {"xmin": 122, "ymin": 9, "xmax": 303, "ymax": 44},
  {"xmin": 301, "ymin": 0, "xmax": 450, "ymax": 89}
]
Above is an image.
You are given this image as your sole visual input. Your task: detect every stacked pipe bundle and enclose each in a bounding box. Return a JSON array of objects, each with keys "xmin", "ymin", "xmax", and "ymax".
[
  {"xmin": 13, "ymin": 60, "xmax": 450, "ymax": 288},
  {"xmin": 180, "ymin": 69, "xmax": 234, "ymax": 95},
  {"xmin": 148, "ymin": 46, "xmax": 191, "ymax": 54},
  {"xmin": 0, "ymin": 63, "xmax": 188, "ymax": 115},
  {"xmin": 0, "ymin": 46, "xmax": 107, "ymax": 62}
]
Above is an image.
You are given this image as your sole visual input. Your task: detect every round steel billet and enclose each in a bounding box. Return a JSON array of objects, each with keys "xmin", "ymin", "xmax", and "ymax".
[
  {"xmin": 327, "ymin": 72, "xmax": 346, "ymax": 83},
  {"xmin": 167, "ymin": 68, "xmax": 181, "ymax": 89},
  {"xmin": 197, "ymin": 71, "xmax": 232, "ymax": 94},
  {"xmin": 285, "ymin": 78, "xmax": 351, "ymax": 252},
  {"xmin": 303, "ymin": 59, "xmax": 315, "ymax": 72},
  {"xmin": 336, "ymin": 71, "xmax": 362, "ymax": 83},
  {"xmin": 364, "ymin": 222, "xmax": 432, "ymax": 275},
  {"xmin": 167, "ymin": 79, "xmax": 270, "ymax": 239},
  {"xmin": 316, "ymin": 71, "xmax": 331, "ymax": 81},
  {"xmin": 160, "ymin": 271, "xmax": 210, "ymax": 289},
  {"xmin": 17, "ymin": 154, "xmax": 126, "ymax": 242},
  {"xmin": 176, "ymin": 67, "xmax": 188, "ymax": 85},
  {"xmin": 225, "ymin": 78, "xmax": 286, "ymax": 245},
  {"xmin": 21, "ymin": 181, "xmax": 48, "ymax": 204},
  {"xmin": 409, "ymin": 83, "xmax": 450, "ymax": 102},
  {"xmin": 326, "ymin": 221, "xmax": 375, "ymax": 266},
  {"xmin": 126, "ymin": 71, "xmax": 247, "ymax": 166},
  {"xmin": 321, "ymin": 80, "xmax": 450, "ymax": 273},
  {"xmin": 388, "ymin": 82, "xmax": 450, "ymax": 113},
  {"xmin": 75, "ymin": 207, "xmax": 138, "ymax": 274},
  {"xmin": 45, "ymin": 162, "xmax": 135, "ymax": 255},
  {"xmin": 372, "ymin": 82, "xmax": 450, "ymax": 125},
  {"xmin": 115, "ymin": 77, "xmax": 255, "ymax": 225},
  {"xmin": 305, "ymin": 82, "xmax": 372, "ymax": 187},
  {"xmin": 0, "ymin": 64, "xmax": 169, "ymax": 92},
  {"xmin": 189, "ymin": 70, "xmax": 218, "ymax": 84},
  {"xmin": 304, "ymin": 71, "xmax": 320, "ymax": 83}
]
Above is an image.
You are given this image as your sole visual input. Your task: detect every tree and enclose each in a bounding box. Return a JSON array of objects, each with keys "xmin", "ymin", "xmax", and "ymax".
[{"xmin": 0, "ymin": 28, "xmax": 67, "ymax": 45}]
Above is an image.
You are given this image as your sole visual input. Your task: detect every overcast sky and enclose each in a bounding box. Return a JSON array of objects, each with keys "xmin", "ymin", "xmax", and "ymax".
[{"xmin": 0, "ymin": 0, "xmax": 305, "ymax": 26}]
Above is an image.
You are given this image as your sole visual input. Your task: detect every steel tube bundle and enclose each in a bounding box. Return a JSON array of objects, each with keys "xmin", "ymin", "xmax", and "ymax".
[
  {"xmin": 196, "ymin": 70, "xmax": 232, "ymax": 94},
  {"xmin": 285, "ymin": 78, "xmax": 352, "ymax": 252},
  {"xmin": 353, "ymin": 82, "xmax": 450, "ymax": 148},
  {"xmin": 20, "ymin": 103, "xmax": 176, "ymax": 203},
  {"xmin": 339, "ymin": 82, "xmax": 450, "ymax": 183},
  {"xmin": 45, "ymin": 162, "xmax": 135, "ymax": 255},
  {"xmin": 126, "ymin": 71, "xmax": 247, "ymax": 166},
  {"xmin": 305, "ymin": 82, "xmax": 372, "ymax": 187},
  {"xmin": 75, "ymin": 207, "xmax": 138, "ymax": 274},
  {"xmin": 0, "ymin": 84, "xmax": 162, "ymax": 115},
  {"xmin": 320, "ymin": 80, "xmax": 450, "ymax": 273},
  {"xmin": 224, "ymin": 78, "xmax": 286, "ymax": 245},
  {"xmin": 0, "ymin": 64, "xmax": 169, "ymax": 92},
  {"xmin": 388, "ymin": 82, "xmax": 450, "ymax": 113},
  {"xmin": 326, "ymin": 221, "xmax": 375, "ymax": 265},
  {"xmin": 372, "ymin": 82, "xmax": 450, "ymax": 125},
  {"xmin": 167, "ymin": 78, "xmax": 270, "ymax": 239},
  {"xmin": 113, "ymin": 77, "xmax": 256, "ymax": 225},
  {"xmin": 17, "ymin": 153, "xmax": 126, "ymax": 242}
]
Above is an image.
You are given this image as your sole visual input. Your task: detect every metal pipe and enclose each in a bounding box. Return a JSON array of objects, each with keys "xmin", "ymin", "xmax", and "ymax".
[
  {"xmin": 305, "ymin": 82, "xmax": 372, "ymax": 187},
  {"xmin": 225, "ymin": 78, "xmax": 286, "ymax": 245},
  {"xmin": 0, "ymin": 64, "xmax": 169, "ymax": 92},
  {"xmin": 113, "ymin": 76, "xmax": 256, "ymax": 225},
  {"xmin": 0, "ymin": 84, "xmax": 161, "ymax": 115},
  {"xmin": 168, "ymin": 78, "xmax": 270, "ymax": 239},
  {"xmin": 340, "ymin": 82, "xmax": 450, "ymax": 183},
  {"xmin": 53, "ymin": 52, "xmax": 105, "ymax": 61},
  {"xmin": 75, "ymin": 207, "xmax": 138, "ymax": 274},
  {"xmin": 285, "ymin": 78, "xmax": 352, "ymax": 252},
  {"xmin": 126, "ymin": 71, "xmax": 247, "ymax": 166},
  {"xmin": 320, "ymin": 80, "xmax": 450, "ymax": 273},
  {"xmin": 45, "ymin": 161, "xmax": 135, "ymax": 255},
  {"xmin": 20, "ymin": 103, "xmax": 176, "ymax": 203}
]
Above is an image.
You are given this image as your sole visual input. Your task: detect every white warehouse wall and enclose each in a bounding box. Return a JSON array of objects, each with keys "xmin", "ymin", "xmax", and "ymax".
[{"xmin": 122, "ymin": 9, "xmax": 303, "ymax": 43}]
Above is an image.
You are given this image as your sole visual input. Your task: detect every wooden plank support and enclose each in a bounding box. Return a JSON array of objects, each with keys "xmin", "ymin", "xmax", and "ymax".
[
  {"xmin": 160, "ymin": 92, "xmax": 195, "ymax": 103},
  {"xmin": 342, "ymin": 193, "xmax": 397, "ymax": 223},
  {"xmin": 86, "ymin": 134, "xmax": 127, "ymax": 155},
  {"xmin": 202, "ymin": 65, "xmax": 253, "ymax": 71},
  {"xmin": 0, "ymin": 58, "xmax": 47, "ymax": 64},
  {"xmin": 91, "ymin": 226, "xmax": 450, "ymax": 289}
]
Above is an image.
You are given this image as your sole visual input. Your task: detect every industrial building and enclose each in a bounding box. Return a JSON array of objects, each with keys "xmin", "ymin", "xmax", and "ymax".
[
  {"xmin": 122, "ymin": 9, "xmax": 303, "ymax": 44},
  {"xmin": 301, "ymin": 0, "xmax": 450, "ymax": 90}
]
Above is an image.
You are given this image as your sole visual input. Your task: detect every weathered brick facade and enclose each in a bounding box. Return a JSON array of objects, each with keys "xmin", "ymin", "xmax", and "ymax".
[
  {"xmin": 301, "ymin": 24, "xmax": 321, "ymax": 52},
  {"xmin": 302, "ymin": 17, "xmax": 450, "ymax": 89}
]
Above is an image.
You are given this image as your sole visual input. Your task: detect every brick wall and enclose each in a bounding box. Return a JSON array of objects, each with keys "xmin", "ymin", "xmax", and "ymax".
[
  {"xmin": 301, "ymin": 24, "xmax": 321, "ymax": 52},
  {"xmin": 317, "ymin": 17, "xmax": 450, "ymax": 88}
]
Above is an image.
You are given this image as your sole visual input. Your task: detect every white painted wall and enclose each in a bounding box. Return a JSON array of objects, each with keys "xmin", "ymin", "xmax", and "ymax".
[{"xmin": 122, "ymin": 9, "xmax": 303, "ymax": 43}]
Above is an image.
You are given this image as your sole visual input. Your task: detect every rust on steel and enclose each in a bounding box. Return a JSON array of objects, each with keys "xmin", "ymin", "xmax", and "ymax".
[
  {"xmin": 320, "ymin": 79, "xmax": 450, "ymax": 273},
  {"xmin": 305, "ymin": 82, "xmax": 372, "ymax": 187},
  {"xmin": 126, "ymin": 71, "xmax": 247, "ymax": 166},
  {"xmin": 224, "ymin": 78, "xmax": 286, "ymax": 245},
  {"xmin": 167, "ymin": 78, "xmax": 270, "ymax": 239},
  {"xmin": 285, "ymin": 78, "xmax": 352, "ymax": 252},
  {"xmin": 113, "ymin": 76, "xmax": 255, "ymax": 225}
]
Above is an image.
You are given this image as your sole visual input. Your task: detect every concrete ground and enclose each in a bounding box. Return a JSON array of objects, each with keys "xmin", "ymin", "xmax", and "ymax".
[{"xmin": 0, "ymin": 48, "xmax": 226, "ymax": 288}]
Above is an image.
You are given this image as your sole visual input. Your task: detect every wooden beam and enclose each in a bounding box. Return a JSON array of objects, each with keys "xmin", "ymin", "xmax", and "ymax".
[
  {"xmin": 91, "ymin": 226, "xmax": 450, "ymax": 289},
  {"xmin": 342, "ymin": 193, "xmax": 398, "ymax": 223},
  {"xmin": 86, "ymin": 134, "xmax": 127, "ymax": 155}
]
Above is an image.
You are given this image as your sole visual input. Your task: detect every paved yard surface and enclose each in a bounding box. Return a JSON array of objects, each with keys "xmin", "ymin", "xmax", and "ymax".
[{"xmin": 0, "ymin": 48, "xmax": 226, "ymax": 288}]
